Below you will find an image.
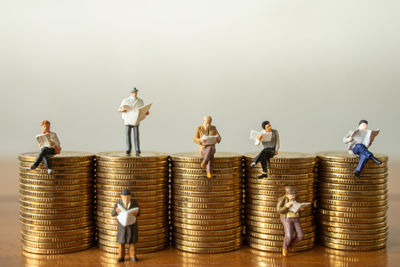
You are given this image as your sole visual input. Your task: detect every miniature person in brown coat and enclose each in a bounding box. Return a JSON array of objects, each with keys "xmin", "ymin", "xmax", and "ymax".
[
  {"xmin": 276, "ymin": 186, "xmax": 305, "ymax": 257},
  {"xmin": 111, "ymin": 189, "xmax": 140, "ymax": 262},
  {"xmin": 193, "ymin": 115, "xmax": 221, "ymax": 178}
]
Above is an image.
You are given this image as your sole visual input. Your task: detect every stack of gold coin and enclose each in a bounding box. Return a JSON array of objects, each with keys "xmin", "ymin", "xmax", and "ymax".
[
  {"xmin": 244, "ymin": 152, "xmax": 317, "ymax": 252},
  {"xmin": 316, "ymin": 151, "xmax": 388, "ymax": 251},
  {"xmin": 95, "ymin": 151, "xmax": 169, "ymax": 254},
  {"xmin": 18, "ymin": 151, "xmax": 95, "ymax": 254},
  {"xmin": 170, "ymin": 152, "xmax": 243, "ymax": 253}
]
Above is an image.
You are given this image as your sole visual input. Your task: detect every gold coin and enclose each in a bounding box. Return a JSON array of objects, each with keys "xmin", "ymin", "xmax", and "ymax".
[
  {"xmin": 319, "ymin": 166, "xmax": 388, "ymax": 174},
  {"xmin": 173, "ymin": 232, "xmax": 241, "ymax": 242},
  {"xmin": 172, "ymin": 185, "xmax": 242, "ymax": 193},
  {"xmin": 21, "ymin": 232, "xmax": 94, "ymax": 243},
  {"xmin": 244, "ymin": 152, "xmax": 316, "ymax": 163},
  {"xmin": 172, "ymin": 200, "xmax": 241, "ymax": 209},
  {"xmin": 317, "ymin": 203, "xmax": 388, "ymax": 213},
  {"xmin": 97, "ymin": 210, "xmax": 166, "ymax": 221},
  {"xmin": 318, "ymin": 160, "xmax": 387, "ymax": 168},
  {"xmin": 19, "ymin": 160, "xmax": 94, "ymax": 168},
  {"xmin": 318, "ymin": 225, "xmax": 388, "ymax": 235},
  {"xmin": 247, "ymin": 235, "xmax": 314, "ymax": 247},
  {"xmin": 96, "ymin": 200, "xmax": 167, "ymax": 209},
  {"xmin": 172, "ymin": 210, "xmax": 241, "ymax": 220},
  {"xmin": 19, "ymin": 183, "xmax": 93, "ymax": 192},
  {"xmin": 248, "ymin": 242, "xmax": 314, "ymax": 252},
  {"xmin": 20, "ymin": 210, "xmax": 92, "ymax": 220},
  {"xmin": 319, "ymin": 235, "xmax": 387, "ymax": 246},
  {"xmin": 173, "ymin": 243, "xmax": 241, "ymax": 253},
  {"xmin": 245, "ymin": 183, "xmax": 314, "ymax": 191},
  {"xmin": 317, "ymin": 193, "xmax": 387, "ymax": 202},
  {"xmin": 22, "ymin": 243, "xmax": 93, "ymax": 254},
  {"xmin": 96, "ymin": 183, "xmax": 167, "ymax": 192},
  {"xmin": 317, "ymin": 188, "xmax": 387, "ymax": 196},
  {"xmin": 317, "ymin": 151, "xmax": 388, "ymax": 163},
  {"xmin": 317, "ymin": 214, "xmax": 386, "ymax": 224},
  {"xmin": 318, "ymin": 208, "xmax": 386, "ymax": 218},
  {"xmin": 19, "ymin": 167, "xmax": 93, "ymax": 175},
  {"xmin": 245, "ymin": 204, "xmax": 278, "ymax": 213},
  {"xmin": 172, "ymin": 167, "xmax": 242, "ymax": 174},
  {"xmin": 247, "ymin": 168, "xmax": 316, "ymax": 175},
  {"xmin": 97, "ymin": 236, "xmax": 168, "ymax": 249},
  {"xmin": 173, "ymin": 226, "xmax": 242, "ymax": 237},
  {"xmin": 319, "ymin": 240, "xmax": 386, "ymax": 251},
  {"xmin": 19, "ymin": 205, "xmax": 92, "ymax": 215},
  {"xmin": 98, "ymin": 243, "xmax": 167, "ymax": 254},
  {"xmin": 19, "ymin": 188, "xmax": 92, "ymax": 198},
  {"xmin": 246, "ymin": 209, "xmax": 312, "ymax": 218},
  {"xmin": 172, "ymin": 206, "xmax": 241, "ymax": 215},
  {"xmin": 246, "ymin": 225, "xmax": 315, "ymax": 235},
  {"xmin": 98, "ymin": 227, "xmax": 167, "ymax": 237},
  {"xmin": 96, "ymin": 204, "xmax": 166, "ymax": 214},
  {"xmin": 19, "ymin": 194, "xmax": 93, "ymax": 203},
  {"xmin": 21, "ymin": 226, "xmax": 94, "ymax": 237},
  {"xmin": 318, "ymin": 220, "xmax": 386, "ymax": 229},
  {"xmin": 318, "ymin": 182, "xmax": 387, "ymax": 191},
  {"xmin": 247, "ymin": 215, "xmax": 313, "ymax": 224},
  {"xmin": 19, "ymin": 151, "xmax": 95, "ymax": 163},
  {"xmin": 172, "ymin": 195, "xmax": 241, "ymax": 203},
  {"xmin": 19, "ymin": 199, "xmax": 92, "ymax": 209},
  {"xmin": 20, "ymin": 215, "xmax": 93, "ymax": 226},
  {"xmin": 173, "ymin": 173, "xmax": 242, "ymax": 180},
  {"xmin": 173, "ymin": 221, "xmax": 241, "ymax": 231},
  {"xmin": 19, "ymin": 177, "xmax": 92, "ymax": 186},
  {"xmin": 96, "ymin": 177, "xmax": 167, "ymax": 186},
  {"xmin": 96, "ymin": 221, "xmax": 168, "ymax": 232},
  {"xmin": 97, "ymin": 189, "xmax": 167, "ymax": 198},
  {"xmin": 20, "ymin": 171, "xmax": 92, "ymax": 179},
  {"xmin": 173, "ymin": 216, "xmax": 241, "ymax": 226},
  {"xmin": 96, "ymin": 215, "xmax": 167, "ymax": 225},
  {"xmin": 96, "ymin": 151, "xmax": 168, "ymax": 162},
  {"xmin": 172, "ymin": 161, "xmax": 242, "ymax": 169},
  {"xmin": 318, "ymin": 199, "xmax": 388, "ymax": 207},
  {"xmin": 98, "ymin": 232, "xmax": 168, "ymax": 243},
  {"xmin": 246, "ymin": 219, "xmax": 314, "ymax": 230},
  {"xmin": 172, "ymin": 189, "xmax": 242, "ymax": 198},
  {"xmin": 319, "ymin": 230, "xmax": 387, "ymax": 241},
  {"xmin": 245, "ymin": 161, "xmax": 316, "ymax": 169},
  {"xmin": 96, "ymin": 172, "xmax": 168, "ymax": 180},
  {"xmin": 20, "ymin": 221, "xmax": 93, "ymax": 231},
  {"xmin": 172, "ymin": 179, "xmax": 242, "ymax": 186},
  {"xmin": 246, "ymin": 173, "xmax": 316, "ymax": 180},
  {"xmin": 317, "ymin": 177, "xmax": 387, "ymax": 185},
  {"xmin": 96, "ymin": 194, "xmax": 167, "ymax": 203},
  {"xmin": 173, "ymin": 237, "xmax": 241, "ymax": 248},
  {"xmin": 247, "ymin": 231, "xmax": 315, "ymax": 241},
  {"xmin": 170, "ymin": 152, "xmax": 243, "ymax": 162},
  {"xmin": 246, "ymin": 195, "xmax": 314, "ymax": 204},
  {"xmin": 97, "ymin": 166, "xmax": 169, "ymax": 174},
  {"xmin": 246, "ymin": 177, "xmax": 315, "ymax": 185},
  {"xmin": 318, "ymin": 172, "xmax": 388, "ymax": 179},
  {"xmin": 246, "ymin": 188, "xmax": 314, "ymax": 197},
  {"xmin": 96, "ymin": 161, "xmax": 168, "ymax": 168}
]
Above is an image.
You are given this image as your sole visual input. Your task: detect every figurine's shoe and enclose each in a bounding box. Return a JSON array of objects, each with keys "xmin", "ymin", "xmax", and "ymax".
[
  {"xmin": 117, "ymin": 257, "xmax": 125, "ymax": 262},
  {"xmin": 47, "ymin": 169, "xmax": 53, "ymax": 174},
  {"xmin": 201, "ymin": 161, "xmax": 207, "ymax": 169},
  {"xmin": 257, "ymin": 173, "xmax": 268, "ymax": 179},
  {"xmin": 282, "ymin": 248, "xmax": 288, "ymax": 257},
  {"xmin": 371, "ymin": 157, "xmax": 382, "ymax": 165},
  {"xmin": 354, "ymin": 171, "xmax": 360, "ymax": 178},
  {"xmin": 126, "ymin": 151, "xmax": 131, "ymax": 156},
  {"xmin": 29, "ymin": 165, "xmax": 37, "ymax": 170},
  {"xmin": 135, "ymin": 152, "xmax": 141, "ymax": 156},
  {"xmin": 250, "ymin": 162, "xmax": 256, "ymax": 168},
  {"xmin": 206, "ymin": 173, "xmax": 213, "ymax": 179},
  {"xmin": 130, "ymin": 256, "xmax": 139, "ymax": 262}
]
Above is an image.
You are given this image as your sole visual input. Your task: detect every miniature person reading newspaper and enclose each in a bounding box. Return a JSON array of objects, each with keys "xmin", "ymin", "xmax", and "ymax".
[
  {"xmin": 29, "ymin": 120, "xmax": 61, "ymax": 174},
  {"xmin": 343, "ymin": 120, "xmax": 382, "ymax": 177}
]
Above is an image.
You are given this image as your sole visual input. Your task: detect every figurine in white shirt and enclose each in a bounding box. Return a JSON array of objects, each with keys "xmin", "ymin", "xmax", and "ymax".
[
  {"xmin": 30, "ymin": 120, "xmax": 61, "ymax": 174},
  {"xmin": 118, "ymin": 87, "xmax": 149, "ymax": 156}
]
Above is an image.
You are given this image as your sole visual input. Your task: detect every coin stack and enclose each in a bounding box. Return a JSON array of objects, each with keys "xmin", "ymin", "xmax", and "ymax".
[
  {"xmin": 316, "ymin": 151, "xmax": 388, "ymax": 251},
  {"xmin": 95, "ymin": 151, "xmax": 169, "ymax": 254},
  {"xmin": 244, "ymin": 152, "xmax": 317, "ymax": 252},
  {"xmin": 18, "ymin": 151, "xmax": 95, "ymax": 254},
  {"xmin": 170, "ymin": 152, "xmax": 243, "ymax": 253}
]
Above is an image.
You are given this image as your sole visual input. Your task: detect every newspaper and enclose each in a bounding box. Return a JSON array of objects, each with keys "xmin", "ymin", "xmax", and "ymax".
[
  {"xmin": 35, "ymin": 132, "xmax": 60, "ymax": 148},
  {"xmin": 250, "ymin": 130, "xmax": 272, "ymax": 145},
  {"xmin": 201, "ymin": 135, "xmax": 219, "ymax": 146},
  {"xmin": 117, "ymin": 204, "xmax": 139, "ymax": 227},
  {"xmin": 122, "ymin": 103, "xmax": 152, "ymax": 126},
  {"xmin": 350, "ymin": 129, "xmax": 380, "ymax": 148},
  {"xmin": 289, "ymin": 201, "xmax": 310, "ymax": 213}
]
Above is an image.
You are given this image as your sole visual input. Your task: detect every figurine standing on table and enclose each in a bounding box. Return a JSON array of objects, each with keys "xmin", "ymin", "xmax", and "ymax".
[
  {"xmin": 250, "ymin": 120, "xmax": 280, "ymax": 179},
  {"xmin": 277, "ymin": 186, "xmax": 307, "ymax": 257},
  {"xmin": 343, "ymin": 120, "xmax": 382, "ymax": 178},
  {"xmin": 29, "ymin": 120, "xmax": 61, "ymax": 174},
  {"xmin": 111, "ymin": 189, "xmax": 140, "ymax": 262},
  {"xmin": 118, "ymin": 87, "xmax": 150, "ymax": 156},
  {"xmin": 193, "ymin": 116, "xmax": 221, "ymax": 179}
]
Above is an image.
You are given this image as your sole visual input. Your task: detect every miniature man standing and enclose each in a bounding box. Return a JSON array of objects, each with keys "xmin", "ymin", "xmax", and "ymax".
[
  {"xmin": 193, "ymin": 116, "xmax": 221, "ymax": 179},
  {"xmin": 343, "ymin": 120, "xmax": 382, "ymax": 178},
  {"xmin": 118, "ymin": 87, "xmax": 149, "ymax": 156},
  {"xmin": 250, "ymin": 120, "xmax": 280, "ymax": 178},
  {"xmin": 277, "ymin": 186, "xmax": 305, "ymax": 257},
  {"xmin": 30, "ymin": 120, "xmax": 61, "ymax": 174},
  {"xmin": 111, "ymin": 189, "xmax": 140, "ymax": 262}
]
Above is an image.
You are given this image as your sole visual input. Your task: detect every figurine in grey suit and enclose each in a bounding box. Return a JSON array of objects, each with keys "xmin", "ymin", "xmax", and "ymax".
[{"xmin": 250, "ymin": 120, "xmax": 280, "ymax": 178}]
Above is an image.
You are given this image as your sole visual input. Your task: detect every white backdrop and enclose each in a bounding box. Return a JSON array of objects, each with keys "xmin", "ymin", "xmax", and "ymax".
[{"xmin": 1, "ymin": 0, "xmax": 399, "ymax": 159}]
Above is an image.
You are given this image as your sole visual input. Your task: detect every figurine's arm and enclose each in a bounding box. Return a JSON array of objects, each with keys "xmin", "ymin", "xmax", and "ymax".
[
  {"xmin": 275, "ymin": 131, "xmax": 280, "ymax": 154},
  {"xmin": 214, "ymin": 127, "xmax": 221, "ymax": 143},
  {"xmin": 193, "ymin": 127, "xmax": 202, "ymax": 145},
  {"xmin": 111, "ymin": 203, "xmax": 119, "ymax": 217},
  {"xmin": 277, "ymin": 197, "xmax": 290, "ymax": 214},
  {"xmin": 131, "ymin": 199, "xmax": 140, "ymax": 217},
  {"xmin": 343, "ymin": 130, "xmax": 353, "ymax": 143}
]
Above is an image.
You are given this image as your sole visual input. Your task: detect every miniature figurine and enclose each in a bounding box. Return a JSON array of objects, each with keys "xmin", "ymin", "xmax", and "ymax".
[
  {"xmin": 29, "ymin": 120, "xmax": 61, "ymax": 174},
  {"xmin": 118, "ymin": 87, "xmax": 151, "ymax": 156},
  {"xmin": 111, "ymin": 189, "xmax": 140, "ymax": 262},
  {"xmin": 277, "ymin": 186, "xmax": 309, "ymax": 257},
  {"xmin": 250, "ymin": 120, "xmax": 280, "ymax": 178},
  {"xmin": 193, "ymin": 115, "xmax": 221, "ymax": 179},
  {"xmin": 343, "ymin": 120, "xmax": 382, "ymax": 178}
]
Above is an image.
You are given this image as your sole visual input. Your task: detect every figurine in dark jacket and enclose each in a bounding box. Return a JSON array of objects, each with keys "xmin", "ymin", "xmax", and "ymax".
[{"xmin": 111, "ymin": 189, "xmax": 140, "ymax": 262}]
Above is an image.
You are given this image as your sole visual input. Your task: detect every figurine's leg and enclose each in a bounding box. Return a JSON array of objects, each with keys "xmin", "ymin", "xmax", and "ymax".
[
  {"xmin": 42, "ymin": 148, "xmax": 55, "ymax": 170},
  {"xmin": 282, "ymin": 218, "xmax": 294, "ymax": 250},
  {"xmin": 207, "ymin": 147, "xmax": 215, "ymax": 173},
  {"xmin": 125, "ymin": 125, "xmax": 132, "ymax": 155},
  {"xmin": 31, "ymin": 147, "xmax": 47, "ymax": 168},
  {"xmin": 292, "ymin": 218, "xmax": 304, "ymax": 245},
  {"xmin": 129, "ymin": 244, "xmax": 138, "ymax": 261},
  {"xmin": 133, "ymin": 126, "xmax": 140, "ymax": 156},
  {"xmin": 117, "ymin": 243, "xmax": 125, "ymax": 262}
]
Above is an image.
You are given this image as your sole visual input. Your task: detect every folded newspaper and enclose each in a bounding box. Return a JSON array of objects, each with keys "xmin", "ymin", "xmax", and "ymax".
[
  {"xmin": 117, "ymin": 204, "xmax": 139, "ymax": 227},
  {"xmin": 250, "ymin": 130, "xmax": 272, "ymax": 145},
  {"xmin": 201, "ymin": 135, "xmax": 219, "ymax": 146},
  {"xmin": 121, "ymin": 103, "xmax": 152, "ymax": 126},
  {"xmin": 350, "ymin": 129, "xmax": 380, "ymax": 148},
  {"xmin": 288, "ymin": 201, "xmax": 310, "ymax": 213}
]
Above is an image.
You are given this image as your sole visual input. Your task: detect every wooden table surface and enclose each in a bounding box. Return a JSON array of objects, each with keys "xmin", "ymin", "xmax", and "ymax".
[{"xmin": 1, "ymin": 158, "xmax": 399, "ymax": 266}]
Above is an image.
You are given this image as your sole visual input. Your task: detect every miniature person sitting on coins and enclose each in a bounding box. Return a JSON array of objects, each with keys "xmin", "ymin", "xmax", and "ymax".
[
  {"xmin": 277, "ymin": 186, "xmax": 305, "ymax": 257},
  {"xmin": 343, "ymin": 120, "xmax": 382, "ymax": 178},
  {"xmin": 250, "ymin": 120, "xmax": 280, "ymax": 178},
  {"xmin": 118, "ymin": 87, "xmax": 150, "ymax": 156},
  {"xmin": 193, "ymin": 115, "xmax": 221, "ymax": 179},
  {"xmin": 111, "ymin": 189, "xmax": 140, "ymax": 262},
  {"xmin": 29, "ymin": 120, "xmax": 61, "ymax": 174}
]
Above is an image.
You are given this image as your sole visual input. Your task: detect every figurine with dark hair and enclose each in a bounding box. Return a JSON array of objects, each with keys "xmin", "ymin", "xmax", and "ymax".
[
  {"xmin": 343, "ymin": 120, "xmax": 382, "ymax": 178},
  {"xmin": 111, "ymin": 189, "xmax": 140, "ymax": 262},
  {"xmin": 277, "ymin": 186, "xmax": 308, "ymax": 257},
  {"xmin": 30, "ymin": 120, "xmax": 61, "ymax": 174},
  {"xmin": 250, "ymin": 120, "xmax": 280, "ymax": 178},
  {"xmin": 118, "ymin": 87, "xmax": 150, "ymax": 156},
  {"xmin": 193, "ymin": 115, "xmax": 221, "ymax": 179}
]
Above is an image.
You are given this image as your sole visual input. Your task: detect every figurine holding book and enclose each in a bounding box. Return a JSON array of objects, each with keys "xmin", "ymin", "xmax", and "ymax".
[
  {"xmin": 250, "ymin": 120, "xmax": 280, "ymax": 178},
  {"xmin": 343, "ymin": 120, "xmax": 382, "ymax": 177},
  {"xmin": 111, "ymin": 189, "xmax": 140, "ymax": 262},
  {"xmin": 118, "ymin": 87, "xmax": 151, "ymax": 156},
  {"xmin": 193, "ymin": 116, "xmax": 221, "ymax": 179},
  {"xmin": 29, "ymin": 120, "xmax": 61, "ymax": 174}
]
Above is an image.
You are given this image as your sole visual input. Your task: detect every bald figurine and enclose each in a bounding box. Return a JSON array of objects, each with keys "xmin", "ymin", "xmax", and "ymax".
[{"xmin": 193, "ymin": 116, "xmax": 221, "ymax": 178}]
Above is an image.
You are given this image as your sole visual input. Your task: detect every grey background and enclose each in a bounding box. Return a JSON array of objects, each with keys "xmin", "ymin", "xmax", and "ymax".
[{"xmin": 1, "ymin": 0, "xmax": 399, "ymax": 159}]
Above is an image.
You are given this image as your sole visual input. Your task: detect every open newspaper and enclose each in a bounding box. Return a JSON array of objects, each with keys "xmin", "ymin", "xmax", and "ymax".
[
  {"xmin": 121, "ymin": 103, "xmax": 152, "ymax": 126},
  {"xmin": 201, "ymin": 135, "xmax": 219, "ymax": 146},
  {"xmin": 289, "ymin": 201, "xmax": 310, "ymax": 213},
  {"xmin": 117, "ymin": 204, "xmax": 139, "ymax": 227},
  {"xmin": 35, "ymin": 132, "xmax": 60, "ymax": 149},
  {"xmin": 250, "ymin": 130, "xmax": 272, "ymax": 145},
  {"xmin": 350, "ymin": 129, "xmax": 380, "ymax": 148}
]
